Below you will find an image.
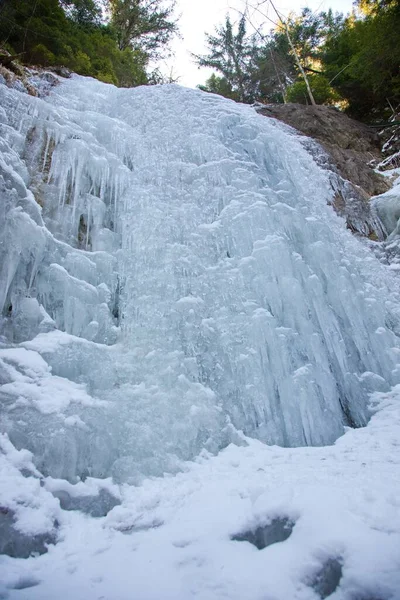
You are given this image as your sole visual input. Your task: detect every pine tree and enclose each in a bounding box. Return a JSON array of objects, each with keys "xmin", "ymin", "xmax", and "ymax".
[
  {"xmin": 60, "ymin": 0, "xmax": 102, "ymax": 26},
  {"xmin": 193, "ymin": 15, "xmax": 259, "ymax": 103},
  {"xmin": 322, "ymin": 2, "xmax": 400, "ymax": 119},
  {"xmin": 0, "ymin": 0, "xmax": 177, "ymax": 87},
  {"xmin": 109, "ymin": 0, "xmax": 178, "ymax": 58},
  {"xmin": 198, "ymin": 74, "xmax": 240, "ymax": 102}
]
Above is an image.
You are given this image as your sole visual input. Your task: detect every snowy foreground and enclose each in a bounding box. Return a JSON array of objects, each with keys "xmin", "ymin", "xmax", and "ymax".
[{"xmin": 1, "ymin": 75, "xmax": 400, "ymax": 599}]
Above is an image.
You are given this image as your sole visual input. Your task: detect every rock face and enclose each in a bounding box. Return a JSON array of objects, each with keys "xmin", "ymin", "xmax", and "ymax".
[
  {"xmin": 0, "ymin": 507, "xmax": 57, "ymax": 558},
  {"xmin": 0, "ymin": 57, "xmax": 70, "ymax": 100},
  {"xmin": 259, "ymin": 103, "xmax": 390, "ymax": 238}
]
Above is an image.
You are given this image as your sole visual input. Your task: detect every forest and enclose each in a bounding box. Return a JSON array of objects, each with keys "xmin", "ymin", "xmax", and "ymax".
[
  {"xmin": 0, "ymin": 0, "xmax": 178, "ymax": 86},
  {"xmin": 0, "ymin": 0, "xmax": 399, "ymax": 121},
  {"xmin": 196, "ymin": 0, "xmax": 400, "ymax": 121}
]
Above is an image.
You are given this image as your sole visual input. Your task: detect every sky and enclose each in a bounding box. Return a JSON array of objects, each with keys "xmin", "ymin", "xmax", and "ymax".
[{"xmin": 164, "ymin": 0, "xmax": 355, "ymax": 88}]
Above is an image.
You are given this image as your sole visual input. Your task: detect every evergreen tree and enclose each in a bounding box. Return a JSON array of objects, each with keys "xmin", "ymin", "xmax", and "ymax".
[
  {"xmin": 198, "ymin": 73, "xmax": 239, "ymax": 101},
  {"xmin": 257, "ymin": 9, "xmax": 344, "ymax": 104},
  {"xmin": 195, "ymin": 9, "xmax": 344, "ymax": 105},
  {"xmin": 193, "ymin": 15, "xmax": 259, "ymax": 103},
  {"xmin": 322, "ymin": 2, "xmax": 400, "ymax": 119},
  {"xmin": 109, "ymin": 0, "xmax": 178, "ymax": 58},
  {"xmin": 60, "ymin": 0, "xmax": 102, "ymax": 26},
  {"xmin": 0, "ymin": 0, "xmax": 178, "ymax": 87}
]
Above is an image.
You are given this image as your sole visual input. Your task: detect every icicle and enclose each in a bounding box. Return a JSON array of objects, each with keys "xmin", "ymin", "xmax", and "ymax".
[{"xmin": 1, "ymin": 75, "xmax": 400, "ymax": 482}]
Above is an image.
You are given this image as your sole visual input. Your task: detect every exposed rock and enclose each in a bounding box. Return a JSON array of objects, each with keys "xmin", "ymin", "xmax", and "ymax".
[
  {"xmin": 308, "ymin": 557, "xmax": 343, "ymax": 599},
  {"xmin": 47, "ymin": 65, "xmax": 71, "ymax": 79},
  {"xmin": 0, "ymin": 56, "xmax": 61, "ymax": 98},
  {"xmin": 51, "ymin": 487, "xmax": 120, "ymax": 517},
  {"xmin": 0, "ymin": 51, "xmax": 25, "ymax": 77},
  {"xmin": 231, "ymin": 517, "xmax": 294, "ymax": 550},
  {"xmin": 0, "ymin": 506, "xmax": 57, "ymax": 558}
]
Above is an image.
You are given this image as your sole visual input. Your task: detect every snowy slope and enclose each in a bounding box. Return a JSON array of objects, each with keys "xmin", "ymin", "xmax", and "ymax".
[{"xmin": 1, "ymin": 75, "xmax": 400, "ymax": 599}]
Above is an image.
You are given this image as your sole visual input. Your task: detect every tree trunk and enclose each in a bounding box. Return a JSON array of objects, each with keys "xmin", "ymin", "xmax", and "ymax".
[{"xmin": 283, "ymin": 21, "xmax": 316, "ymax": 105}]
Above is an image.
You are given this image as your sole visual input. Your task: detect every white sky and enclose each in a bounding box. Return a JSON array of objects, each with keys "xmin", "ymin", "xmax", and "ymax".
[{"xmin": 164, "ymin": 0, "xmax": 354, "ymax": 88}]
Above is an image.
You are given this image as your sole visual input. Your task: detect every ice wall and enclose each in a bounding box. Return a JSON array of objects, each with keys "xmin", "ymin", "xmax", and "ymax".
[{"xmin": 1, "ymin": 75, "xmax": 400, "ymax": 482}]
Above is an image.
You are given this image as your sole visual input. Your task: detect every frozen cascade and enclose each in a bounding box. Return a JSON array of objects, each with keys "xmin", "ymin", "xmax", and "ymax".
[{"xmin": 1, "ymin": 75, "xmax": 400, "ymax": 484}]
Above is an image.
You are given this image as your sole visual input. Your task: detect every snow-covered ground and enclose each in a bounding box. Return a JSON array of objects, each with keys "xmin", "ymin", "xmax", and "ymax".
[
  {"xmin": 1, "ymin": 74, "xmax": 400, "ymax": 599},
  {"xmin": 1, "ymin": 391, "xmax": 400, "ymax": 600}
]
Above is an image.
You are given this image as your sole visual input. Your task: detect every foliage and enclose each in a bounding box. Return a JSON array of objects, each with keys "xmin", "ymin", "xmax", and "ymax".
[
  {"xmin": 198, "ymin": 74, "xmax": 240, "ymax": 102},
  {"xmin": 357, "ymin": 0, "xmax": 399, "ymax": 15},
  {"xmin": 322, "ymin": 3, "xmax": 400, "ymax": 119},
  {"xmin": 60, "ymin": 0, "xmax": 102, "ymax": 26},
  {"xmin": 195, "ymin": 8, "xmax": 344, "ymax": 105},
  {"xmin": 286, "ymin": 74, "xmax": 341, "ymax": 105},
  {"xmin": 193, "ymin": 15, "xmax": 259, "ymax": 103},
  {"xmin": 0, "ymin": 0, "xmax": 177, "ymax": 87},
  {"xmin": 196, "ymin": 2, "xmax": 400, "ymax": 121},
  {"xmin": 109, "ymin": 0, "xmax": 178, "ymax": 58}
]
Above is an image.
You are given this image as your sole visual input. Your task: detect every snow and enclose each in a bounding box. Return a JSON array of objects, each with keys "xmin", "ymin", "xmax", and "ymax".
[
  {"xmin": 1, "ymin": 74, "xmax": 400, "ymax": 597},
  {"xmin": 0, "ymin": 346, "xmax": 107, "ymax": 415},
  {"xmin": 1, "ymin": 395, "xmax": 400, "ymax": 599}
]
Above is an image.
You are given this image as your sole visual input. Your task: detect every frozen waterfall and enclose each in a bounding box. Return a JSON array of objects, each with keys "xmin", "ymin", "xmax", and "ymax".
[{"xmin": 1, "ymin": 75, "xmax": 400, "ymax": 485}]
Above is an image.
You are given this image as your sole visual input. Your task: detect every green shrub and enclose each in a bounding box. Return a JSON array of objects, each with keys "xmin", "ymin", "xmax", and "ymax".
[
  {"xmin": 287, "ymin": 74, "xmax": 341, "ymax": 105},
  {"xmin": 30, "ymin": 44, "xmax": 56, "ymax": 66},
  {"xmin": 0, "ymin": 0, "xmax": 148, "ymax": 88}
]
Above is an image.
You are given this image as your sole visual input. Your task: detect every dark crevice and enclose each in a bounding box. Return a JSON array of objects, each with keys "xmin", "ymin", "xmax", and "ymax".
[
  {"xmin": 52, "ymin": 487, "xmax": 120, "ymax": 517},
  {"xmin": 338, "ymin": 395, "xmax": 358, "ymax": 428},
  {"xmin": 0, "ymin": 508, "xmax": 57, "ymax": 558},
  {"xmin": 309, "ymin": 558, "xmax": 343, "ymax": 599},
  {"xmin": 231, "ymin": 517, "xmax": 294, "ymax": 550}
]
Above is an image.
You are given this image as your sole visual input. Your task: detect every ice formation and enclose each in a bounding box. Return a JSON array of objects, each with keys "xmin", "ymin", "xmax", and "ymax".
[
  {"xmin": 1, "ymin": 75, "xmax": 400, "ymax": 477},
  {"xmin": 372, "ymin": 169, "xmax": 400, "ymax": 238},
  {"xmin": 1, "ymin": 75, "xmax": 400, "ymax": 599}
]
